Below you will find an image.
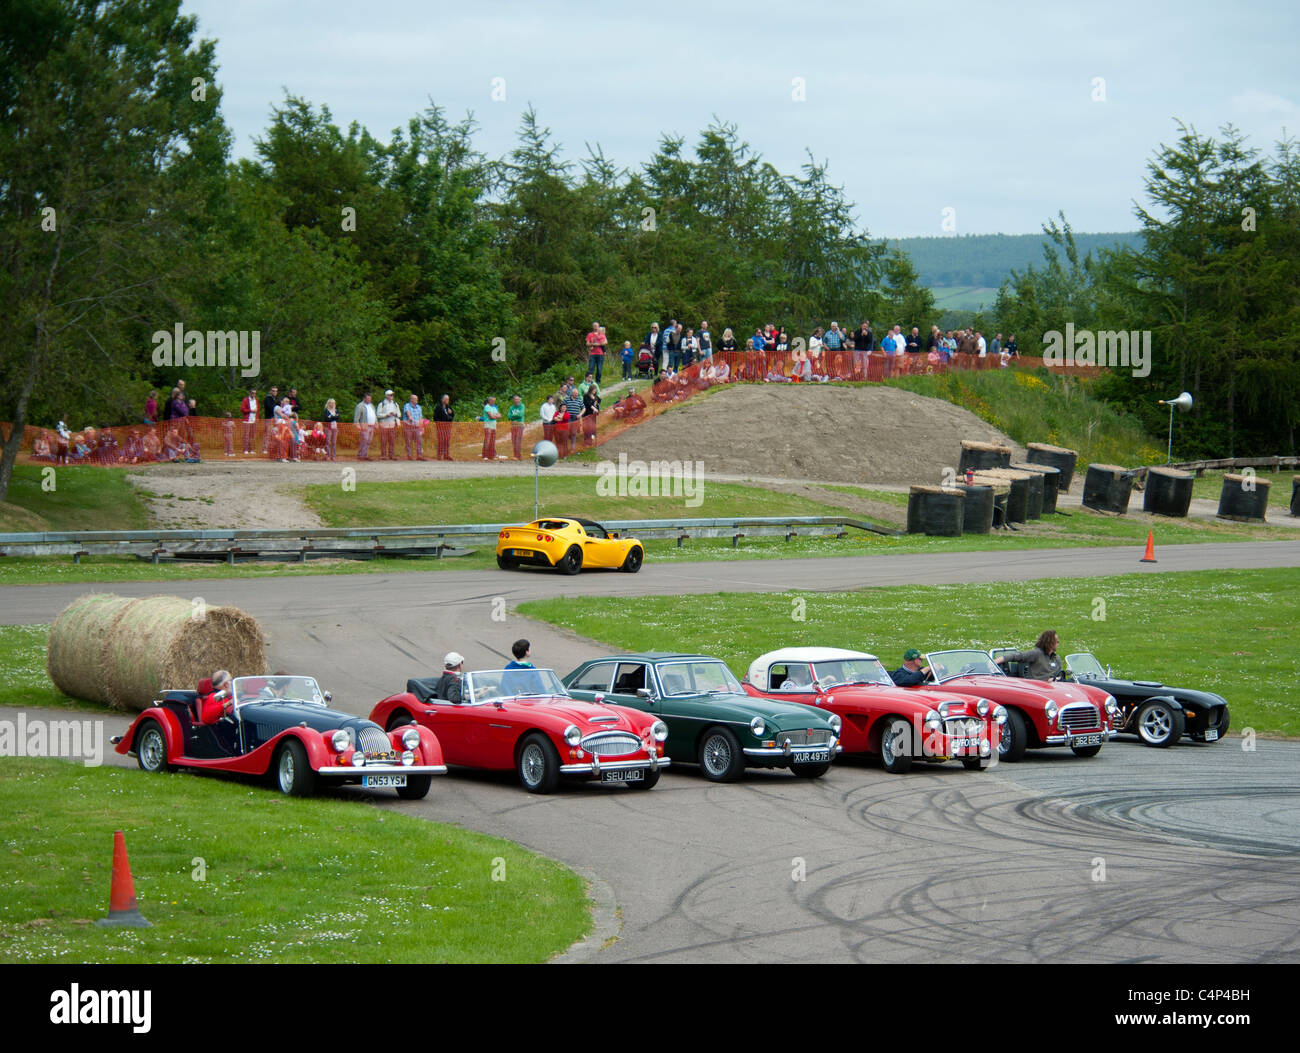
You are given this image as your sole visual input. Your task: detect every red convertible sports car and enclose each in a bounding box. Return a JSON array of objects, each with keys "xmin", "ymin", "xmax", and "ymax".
[
  {"xmin": 909, "ymin": 650, "xmax": 1120, "ymax": 761},
  {"xmin": 369, "ymin": 667, "xmax": 670, "ymax": 793},
  {"xmin": 112, "ymin": 675, "xmax": 447, "ymax": 798},
  {"xmin": 742, "ymin": 648, "xmax": 1005, "ymax": 772}
]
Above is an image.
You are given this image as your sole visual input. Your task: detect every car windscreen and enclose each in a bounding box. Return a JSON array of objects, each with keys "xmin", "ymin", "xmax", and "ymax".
[
  {"xmin": 811, "ymin": 658, "xmax": 893, "ymax": 687},
  {"xmin": 927, "ymin": 651, "xmax": 1002, "ymax": 682},
  {"xmin": 657, "ymin": 661, "xmax": 742, "ymax": 696},
  {"xmin": 1066, "ymin": 653, "xmax": 1106, "ymax": 677},
  {"xmin": 467, "ymin": 668, "xmax": 567, "ymax": 703},
  {"xmin": 234, "ymin": 675, "xmax": 324, "ymax": 706}
]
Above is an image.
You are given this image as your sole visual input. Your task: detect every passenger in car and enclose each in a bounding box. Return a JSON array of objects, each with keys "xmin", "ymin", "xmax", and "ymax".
[{"xmin": 197, "ymin": 670, "xmax": 235, "ymax": 724}]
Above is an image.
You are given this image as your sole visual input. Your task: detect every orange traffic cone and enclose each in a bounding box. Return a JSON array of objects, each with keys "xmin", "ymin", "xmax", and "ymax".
[
  {"xmin": 95, "ymin": 830, "xmax": 151, "ymax": 928},
  {"xmin": 1140, "ymin": 530, "xmax": 1157, "ymax": 564}
]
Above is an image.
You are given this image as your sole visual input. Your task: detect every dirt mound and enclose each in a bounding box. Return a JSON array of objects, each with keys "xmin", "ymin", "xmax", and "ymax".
[{"xmin": 594, "ymin": 384, "xmax": 1024, "ymax": 486}]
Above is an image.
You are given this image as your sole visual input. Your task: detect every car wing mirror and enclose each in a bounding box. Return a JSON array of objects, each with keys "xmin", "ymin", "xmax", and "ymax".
[
  {"xmin": 323, "ymin": 691, "xmax": 332, "ymax": 703},
  {"xmin": 635, "ymin": 688, "xmax": 653, "ymax": 699},
  {"xmin": 594, "ymin": 692, "xmax": 606, "ymax": 704}
]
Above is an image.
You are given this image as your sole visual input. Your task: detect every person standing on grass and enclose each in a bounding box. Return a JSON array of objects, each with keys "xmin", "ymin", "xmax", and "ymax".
[
  {"xmin": 433, "ymin": 394, "xmax": 454, "ymax": 460},
  {"xmin": 620, "ymin": 340, "xmax": 635, "ymax": 381},
  {"xmin": 144, "ymin": 390, "xmax": 158, "ymax": 424},
  {"xmin": 354, "ymin": 392, "xmax": 376, "ymax": 460},
  {"xmin": 481, "ymin": 396, "xmax": 501, "ymax": 460},
  {"xmin": 586, "ymin": 322, "xmax": 607, "ymax": 383},
  {"xmin": 240, "ymin": 388, "xmax": 258, "ymax": 454},
  {"xmin": 507, "ymin": 395, "xmax": 526, "ymax": 459},
  {"xmin": 376, "ymin": 389, "xmax": 400, "ymax": 460},
  {"xmin": 540, "ymin": 394, "xmax": 556, "ymax": 445},
  {"xmin": 402, "ymin": 394, "xmax": 426, "ymax": 460},
  {"xmin": 323, "ymin": 398, "xmax": 340, "ymax": 461},
  {"xmin": 563, "ymin": 380, "xmax": 583, "ymax": 454}
]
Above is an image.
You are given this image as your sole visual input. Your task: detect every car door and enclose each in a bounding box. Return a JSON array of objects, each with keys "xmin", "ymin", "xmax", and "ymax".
[
  {"xmin": 578, "ymin": 523, "xmax": 617, "ymax": 568},
  {"xmin": 567, "ymin": 662, "xmax": 618, "ymax": 703}
]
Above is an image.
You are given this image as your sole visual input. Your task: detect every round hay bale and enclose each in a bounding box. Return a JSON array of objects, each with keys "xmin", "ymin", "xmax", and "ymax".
[
  {"xmin": 982, "ymin": 468, "xmax": 1034, "ymax": 522},
  {"xmin": 46, "ymin": 594, "xmax": 138, "ymax": 706},
  {"xmin": 907, "ymin": 486, "xmax": 965, "ymax": 536},
  {"xmin": 1082, "ymin": 463, "xmax": 1134, "ymax": 514},
  {"xmin": 958, "ymin": 440, "xmax": 1013, "ymax": 475},
  {"xmin": 1027, "ymin": 442, "xmax": 1079, "ymax": 492},
  {"xmin": 1217, "ymin": 474, "xmax": 1270, "ymax": 522},
  {"xmin": 1012, "ymin": 461, "xmax": 1061, "ymax": 514},
  {"xmin": 958, "ymin": 484, "xmax": 995, "ymax": 534},
  {"xmin": 1143, "ymin": 466, "xmax": 1194, "ymax": 517},
  {"xmin": 1291, "ymin": 476, "xmax": 1300, "ymax": 517},
  {"xmin": 47, "ymin": 593, "xmax": 266, "ymax": 711}
]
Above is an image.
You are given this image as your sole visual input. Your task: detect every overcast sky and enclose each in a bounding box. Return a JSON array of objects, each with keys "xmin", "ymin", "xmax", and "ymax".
[{"xmin": 184, "ymin": 0, "xmax": 1300, "ymax": 238}]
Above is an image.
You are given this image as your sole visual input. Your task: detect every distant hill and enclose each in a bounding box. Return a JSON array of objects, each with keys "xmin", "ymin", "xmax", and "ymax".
[{"xmin": 889, "ymin": 232, "xmax": 1142, "ymax": 291}]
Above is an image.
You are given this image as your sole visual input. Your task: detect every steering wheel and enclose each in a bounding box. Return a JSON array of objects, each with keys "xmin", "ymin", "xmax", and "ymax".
[{"xmin": 818, "ymin": 675, "xmax": 838, "ymax": 689}]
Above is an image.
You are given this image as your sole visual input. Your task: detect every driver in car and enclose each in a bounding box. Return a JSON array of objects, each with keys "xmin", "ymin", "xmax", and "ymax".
[
  {"xmin": 779, "ymin": 665, "xmax": 813, "ymax": 690},
  {"xmin": 994, "ymin": 630, "xmax": 1062, "ymax": 680},
  {"xmin": 259, "ymin": 675, "xmax": 293, "ymax": 700},
  {"xmin": 889, "ymin": 648, "xmax": 932, "ymax": 686},
  {"xmin": 198, "ymin": 669, "xmax": 235, "ymax": 724},
  {"xmin": 435, "ymin": 652, "xmax": 465, "ymax": 703}
]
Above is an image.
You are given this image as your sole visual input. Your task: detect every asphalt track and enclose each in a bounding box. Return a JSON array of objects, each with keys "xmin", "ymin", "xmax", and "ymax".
[{"xmin": 3, "ymin": 538, "xmax": 1299, "ymax": 963}]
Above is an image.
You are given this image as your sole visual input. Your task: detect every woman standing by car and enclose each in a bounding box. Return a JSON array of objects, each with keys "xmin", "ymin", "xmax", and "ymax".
[{"xmin": 995, "ymin": 630, "xmax": 1063, "ymax": 680}]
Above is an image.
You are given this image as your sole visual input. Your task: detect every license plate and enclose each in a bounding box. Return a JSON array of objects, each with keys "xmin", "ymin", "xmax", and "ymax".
[
  {"xmin": 953, "ymin": 737, "xmax": 980, "ymax": 749},
  {"xmin": 601, "ymin": 768, "xmax": 644, "ymax": 783},
  {"xmin": 363, "ymin": 774, "xmax": 406, "ymax": 788},
  {"xmin": 798, "ymin": 751, "xmax": 831, "ymax": 763},
  {"xmin": 1205, "ymin": 729, "xmax": 1219, "ymax": 741},
  {"xmin": 1072, "ymin": 734, "xmax": 1102, "ymax": 747}
]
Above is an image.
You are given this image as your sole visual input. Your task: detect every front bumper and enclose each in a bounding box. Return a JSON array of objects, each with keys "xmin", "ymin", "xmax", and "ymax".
[
  {"xmin": 744, "ymin": 742, "xmax": 842, "ymax": 760},
  {"xmin": 559, "ymin": 757, "xmax": 670, "ymax": 775},
  {"xmin": 319, "ymin": 764, "xmax": 447, "ymax": 777},
  {"xmin": 1043, "ymin": 729, "xmax": 1117, "ymax": 746}
]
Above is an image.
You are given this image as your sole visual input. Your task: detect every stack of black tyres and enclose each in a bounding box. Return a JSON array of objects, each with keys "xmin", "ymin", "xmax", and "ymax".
[
  {"xmin": 1026, "ymin": 442, "xmax": 1078, "ymax": 492},
  {"xmin": 1011, "ymin": 461, "xmax": 1061, "ymax": 514},
  {"xmin": 1143, "ymin": 466, "xmax": 1194, "ymax": 517},
  {"xmin": 969, "ymin": 474, "xmax": 1011, "ymax": 528},
  {"xmin": 982, "ymin": 468, "xmax": 1036, "ymax": 521},
  {"xmin": 907, "ymin": 486, "xmax": 966, "ymax": 536},
  {"xmin": 1083, "ymin": 464, "xmax": 1135, "ymax": 514},
  {"xmin": 958, "ymin": 440, "xmax": 1013, "ymax": 475},
  {"xmin": 958, "ymin": 484, "xmax": 995, "ymax": 534},
  {"xmin": 1217, "ymin": 474, "xmax": 1269, "ymax": 521}
]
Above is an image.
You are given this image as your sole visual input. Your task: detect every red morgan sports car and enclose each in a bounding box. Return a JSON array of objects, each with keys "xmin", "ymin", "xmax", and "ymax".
[
  {"xmin": 112, "ymin": 675, "xmax": 447, "ymax": 798},
  {"xmin": 910, "ymin": 650, "xmax": 1120, "ymax": 761},
  {"xmin": 742, "ymin": 648, "xmax": 1005, "ymax": 772},
  {"xmin": 369, "ymin": 667, "xmax": 670, "ymax": 793}
]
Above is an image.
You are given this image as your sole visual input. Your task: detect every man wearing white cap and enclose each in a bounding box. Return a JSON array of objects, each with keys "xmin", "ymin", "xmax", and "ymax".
[
  {"xmin": 376, "ymin": 389, "xmax": 400, "ymax": 461},
  {"xmin": 435, "ymin": 652, "xmax": 464, "ymax": 703}
]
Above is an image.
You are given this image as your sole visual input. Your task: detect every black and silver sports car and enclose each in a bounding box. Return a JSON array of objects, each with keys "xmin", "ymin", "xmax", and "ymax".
[{"xmin": 1059, "ymin": 653, "xmax": 1230, "ymax": 747}]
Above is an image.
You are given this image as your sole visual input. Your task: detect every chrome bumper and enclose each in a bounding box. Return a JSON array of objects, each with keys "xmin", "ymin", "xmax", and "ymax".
[
  {"xmin": 559, "ymin": 757, "xmax": 670, "ymax": 775},
  {"xmin": 744, "ymin": 742, "xmax": 842, "ymax": 758},
  {"xmin": 319, "ymin": 764, "xmax": 447, "ymax": 777},
  {"xmin": 1043, "ymin": 729, "xmax": 1116, "ymax": 746}
]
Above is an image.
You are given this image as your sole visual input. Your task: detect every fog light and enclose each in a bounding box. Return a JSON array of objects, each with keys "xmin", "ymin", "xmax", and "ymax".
[
  {"xmin": 402, "ymin": 750, "xmax": 414, "ymax": 766},
  {"xmin": 980, "ymin": 739, "xmax": 991, "ymax": 756},
  {"xmin": 352, "ymin": 752, "xmax": 366, "ymax": 768}
]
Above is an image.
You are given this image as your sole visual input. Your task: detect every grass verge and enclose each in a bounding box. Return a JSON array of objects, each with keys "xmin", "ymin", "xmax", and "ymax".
[
  {"xmin": 0, "ymin": 759, "xmax": 590, "ymax": 962},
  {"xmin": 0, "ymin": 466, "xmax": 152, "ymax": 533},
  {"xmin": 520, "ymin": 567, "xmax": 1300, "ymax": 739}
]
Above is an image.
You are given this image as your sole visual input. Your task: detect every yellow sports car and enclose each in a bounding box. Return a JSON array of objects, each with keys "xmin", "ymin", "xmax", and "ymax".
[{"xmin": 496, "ymin": 517, "xmax": 644, "ymax": 574}]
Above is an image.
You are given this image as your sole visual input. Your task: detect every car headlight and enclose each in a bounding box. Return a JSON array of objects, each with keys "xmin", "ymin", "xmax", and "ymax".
[
  {"xmin": 564, "ymin": 724, "xmax": 582, "ymax": 747},
  {"xmin": 925, "ymin": 709, "xmax": 942, "ymax": 732},
  {"xmin": 976, "ymin": 699, "xmax": 991, "ymax": 718},
  {"xmin": 750, "ymin": 716, "xmax": 766, "ymax": 738},
  {"xmin": 1045, "ymin": 702, "xmax": 1058, "ymax": 723},
  {"xmin": 651, "ymin": 720, "xmax": 668, "ymax": 743},
  {"xmin": 402, "ymin": 728, "xmax": 421, "ymax": 750},
  {"xmin": 993, "ymin": 706, "xmax": 1007, "ymax": 725},
  {"xmin": 1104, "ymin": 695, "xmax": 1120, "ymax": 717},
  {"xmin": 330, "ymin": 729, "xmax": 349, "ymax": 752},
  {"xmin": 827, "ymin": 714, "xmax": 842, "ymax": 736}
]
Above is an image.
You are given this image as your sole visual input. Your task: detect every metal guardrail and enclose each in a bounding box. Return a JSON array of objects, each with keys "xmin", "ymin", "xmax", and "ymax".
[
  {"xmin": 0, "ymin": 515, "xmax": 899, "ymax": 563},
  {"xmin": 1132, "ymin": 456, "xmax": 1299, "ymax": 479}
]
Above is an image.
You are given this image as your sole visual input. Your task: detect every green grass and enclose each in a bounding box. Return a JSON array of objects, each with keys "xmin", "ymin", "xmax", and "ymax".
[
  {"xmin": 302, "ymin": 474, "xmax": 870, "ymax": 528},
  {"xmin": 886, "ymin": 369, "xmax": 1166, "ymax": 471},
  {"xmin": 0, "ymin": 759, "xmax": 590, "ymax": 962},
  {"xmin": 520, "ymin": 567, "xmax": 1300, "ymax": 739},
  {"xmin": 0, "ymin": 625, "xmax": 89, "ymax": 710},
  {"xmin": 0, "ymin": 466, "xmax": 151, "ymax": 532},
  {"xmin": 1190, "ymin": 470, "xmax": 1296, "ymax": 510}
]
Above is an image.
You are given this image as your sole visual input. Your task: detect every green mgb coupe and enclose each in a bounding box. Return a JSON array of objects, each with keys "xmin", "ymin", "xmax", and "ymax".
[{"xmin": 563, "ymin": 653, "xmax": 842, "ymax": 782}]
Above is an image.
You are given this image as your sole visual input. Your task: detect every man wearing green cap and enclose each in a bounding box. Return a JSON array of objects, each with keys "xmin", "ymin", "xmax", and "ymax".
[{"xmin": 890, "ymin": 648, "xmax": 931, "ymax": 686}]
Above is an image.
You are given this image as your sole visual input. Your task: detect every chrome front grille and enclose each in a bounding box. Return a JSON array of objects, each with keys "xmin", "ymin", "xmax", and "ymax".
[
  {"xmin": 1058, "ymin": 704, "xmax": 1101, "ymax": 732},
  {"xmin": 358, "ymin": 726, "xmax": 391, "ymax": 753},
  {"xmin": 944, "ymin": 717, "xmax": 981, "ymax": 737},
  {"xmin": 776, "ymin": 728, "xmax": 834, "ymax": 747},
  {"xmin": 580, "ymin": 732, "xmax": 641, "ymax": 757}
]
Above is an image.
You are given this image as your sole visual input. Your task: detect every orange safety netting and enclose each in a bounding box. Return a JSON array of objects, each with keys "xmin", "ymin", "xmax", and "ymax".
[{"xmin": 4, "ymin": 352, "xmax": 1096, "ymax": 467}]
